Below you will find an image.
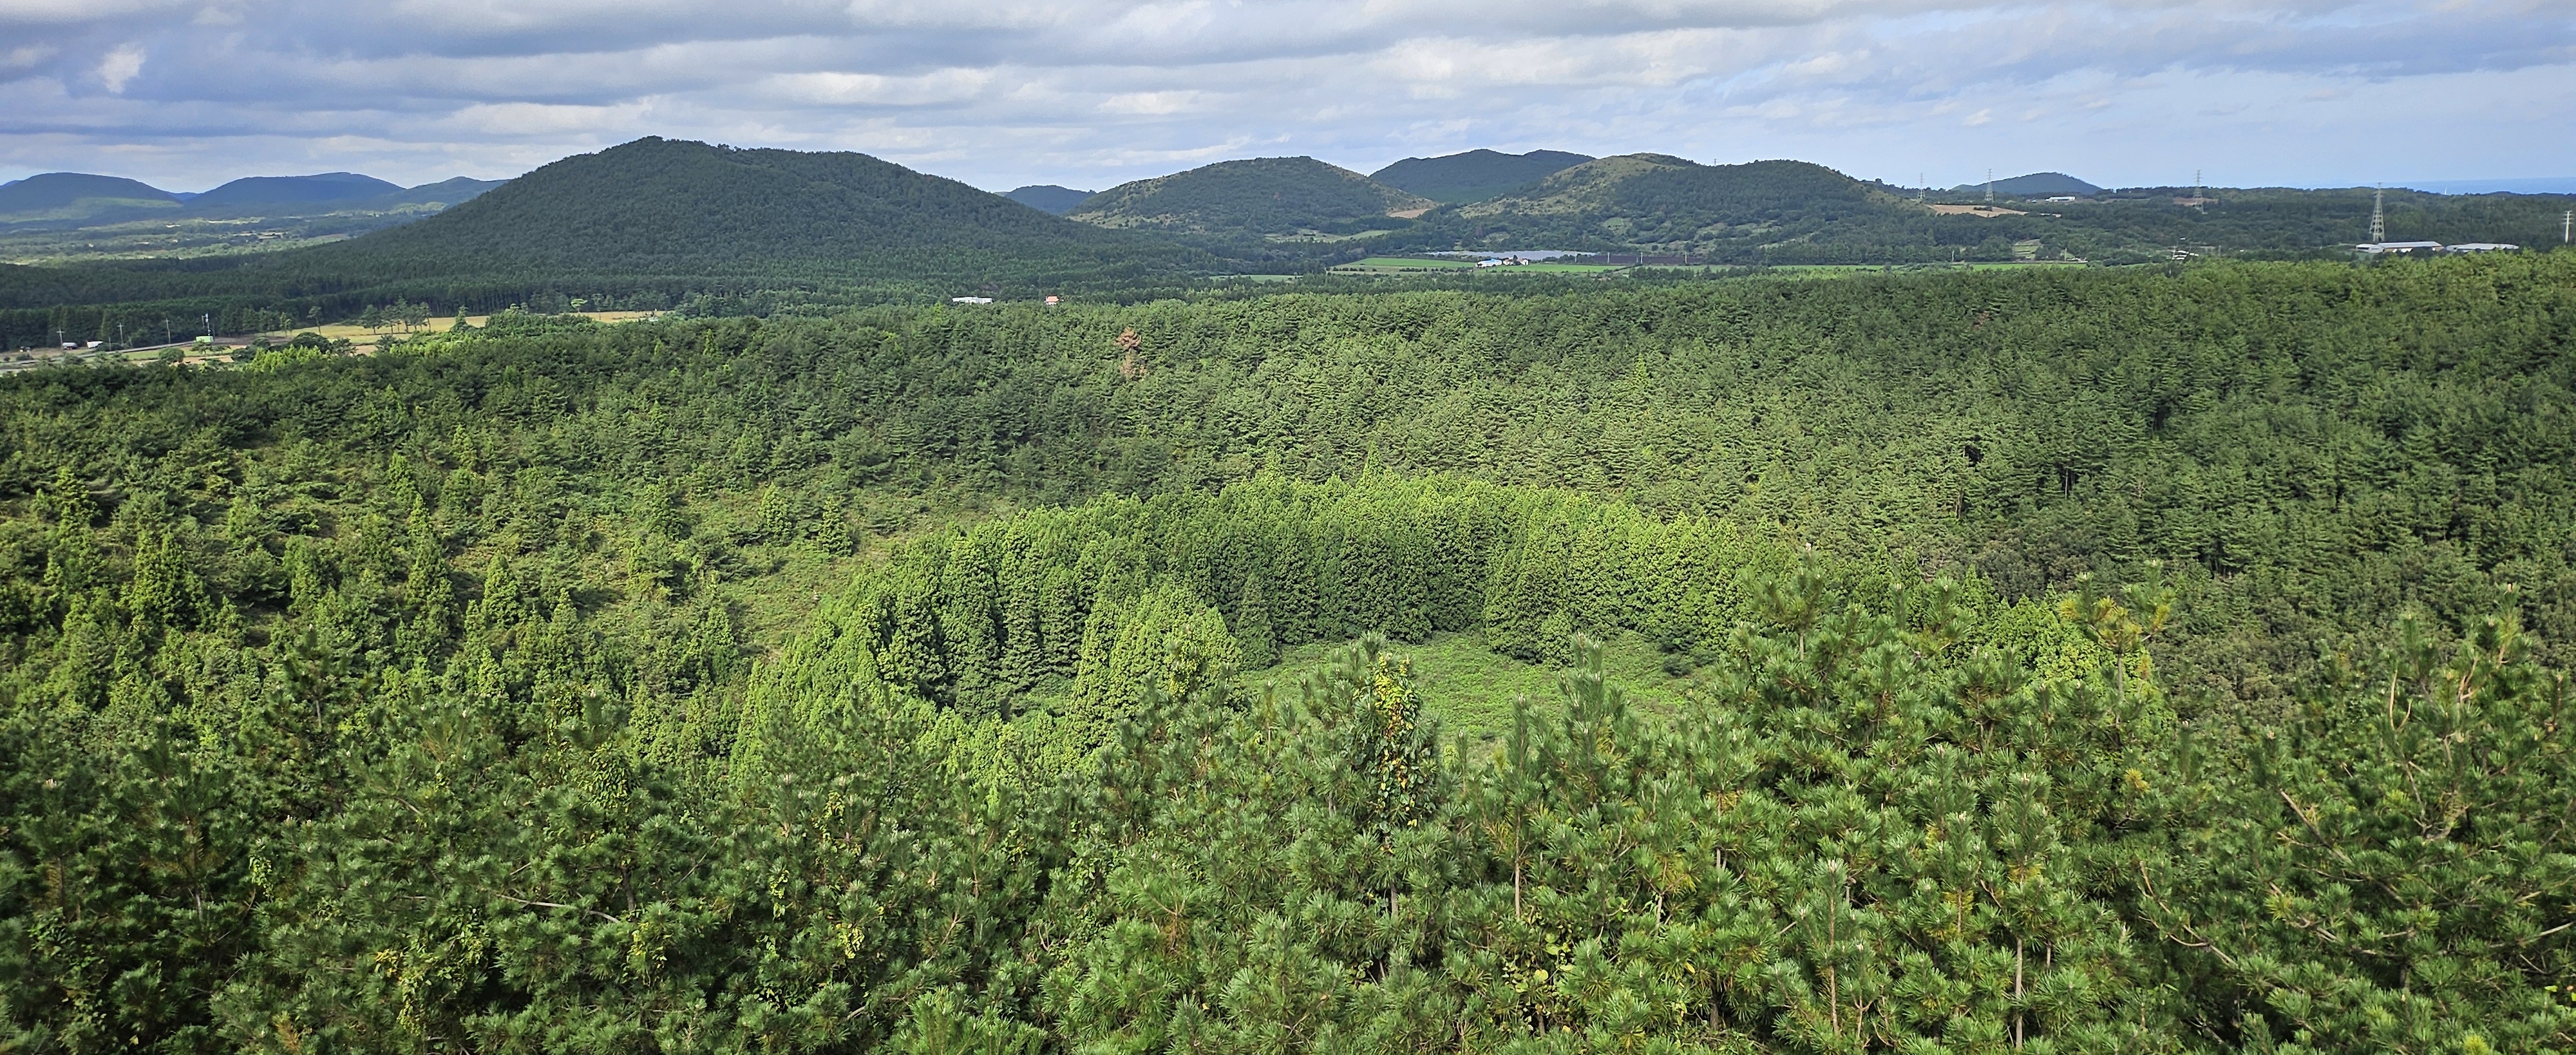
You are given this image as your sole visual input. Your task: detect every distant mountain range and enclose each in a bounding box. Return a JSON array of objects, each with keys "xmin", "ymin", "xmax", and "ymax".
[
  {"xmin": 1370, "ymin": 149, "xmax": 1594, "ymax": 204},
  {"xmin": 0, "ymin": 170, "xmax": 505, "ymax": 227},
  {"xmin": 1419, "ymin": 154, "xmax": 1909, "ymax": 259},
  {"xmin": 5, "ymin": 138, "xmax": 2572, "ymax": 345}
]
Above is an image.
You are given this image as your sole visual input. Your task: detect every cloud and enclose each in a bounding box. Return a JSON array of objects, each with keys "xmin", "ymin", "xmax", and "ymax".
[
  {"xmin": 0, "ymin": 0, "xmax": 2566, "ymax": 192},
  {"xmin": 97, "ymin": 44, "xmax": 144, "ymax": 93}
]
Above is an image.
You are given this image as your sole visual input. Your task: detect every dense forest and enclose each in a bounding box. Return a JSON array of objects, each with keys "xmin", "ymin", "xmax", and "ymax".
[{"xmin": 1, "ymin": 254, "xmax": 2571, "ymax": 1052}]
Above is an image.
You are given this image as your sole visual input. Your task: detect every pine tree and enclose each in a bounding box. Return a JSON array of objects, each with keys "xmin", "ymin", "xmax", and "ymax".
[
  {"xmin": 397, "ymin": 502, "xmax": 455, "ymax": 661},
  {"xmin": 1235, "ymin": 571, "xmax": 1276, "ymax": 669}
]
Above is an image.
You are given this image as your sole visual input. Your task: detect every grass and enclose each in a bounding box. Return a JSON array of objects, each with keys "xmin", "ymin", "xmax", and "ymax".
[
  {"xmin": 259, "ymin": 311, "xmax": 662, "ymax": 345},
  {"xmin": 1236, "ymin": 629, "xmax": 1703, "ymax": 743}
]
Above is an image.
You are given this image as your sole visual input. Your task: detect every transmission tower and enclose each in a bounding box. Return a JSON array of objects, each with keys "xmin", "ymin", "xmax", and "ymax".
[
  {"xmin": 2564, "ymin": 209, "xmax": 2571, "ymax": 244},
  {"xmin": 1985, "ymin": 169, "xmax": 1994, "ymax": 203},
  {"xmin": 2370, "ymin": 185, "xmax": 2385, "ymax": 243},
  {"xmin": 1917, "ymin": 172, "xmax": 1925, "ymax": 203}
]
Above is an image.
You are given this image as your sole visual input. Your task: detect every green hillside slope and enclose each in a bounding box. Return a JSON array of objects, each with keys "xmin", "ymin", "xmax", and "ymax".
[
  {"xmin": 1423, "ymin": 153, "xmax": 1911, "ymax": 259},
  {"xmin": 1396, "ymin": 155, "xmax": 2572, "ymax": 263},
  {"xmin": 1370, "ymin": 147, "xmax": 1594, "ymax": 203},
  {"xmin": 1069, "ymin": 156, "xmax": 1435, "ymax": 237}
]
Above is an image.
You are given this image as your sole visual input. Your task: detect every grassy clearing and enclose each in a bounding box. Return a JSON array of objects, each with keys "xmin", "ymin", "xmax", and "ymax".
[
  {"xmin": 1237, "ymin": 629, "xmax": 1701, "ymax": 743},
  {"xmin": 258, "ymin": 311, "xmax": 663, "ymax": 344}
]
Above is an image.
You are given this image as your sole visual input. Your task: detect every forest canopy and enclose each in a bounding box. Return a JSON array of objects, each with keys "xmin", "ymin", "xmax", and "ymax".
[{"xmin": 0, "ymin": 252, "xmax": 2570, "ymax": 1052}]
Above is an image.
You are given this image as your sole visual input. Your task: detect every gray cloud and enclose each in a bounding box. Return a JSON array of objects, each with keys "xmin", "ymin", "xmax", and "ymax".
[{"xmin": 0, "ymin": 0, "xmax": 2568, "ymax": 192}]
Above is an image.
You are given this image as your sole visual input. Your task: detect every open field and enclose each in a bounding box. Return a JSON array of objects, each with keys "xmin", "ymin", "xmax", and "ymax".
[
  {"xmin": 249, "ymin": 310, "xmax": 665, "ymax": 351},
  {"xmin": 1, "ymin": 310, "xmax": 674, "ymax": 370},
  {"xmin": 258, "ymin": 310, "xmax": 662, "ymax": 343},
  {"xmin": 1242, "ymin": 629, "xmax": 1695, "ymax": 743}
]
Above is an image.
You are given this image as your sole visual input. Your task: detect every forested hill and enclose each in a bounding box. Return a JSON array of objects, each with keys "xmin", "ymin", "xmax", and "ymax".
[
  {"xmin": 0, "ymin": 173, "xmax": 180, "ymax": 220},
  {"xmin": 0, "ymin": 139, "xmax": 1215, "ymax": 330},
  {"xmin": 1068, "ymin": 156, "xmax": 1436, "ymax": 238},
  {"xmin": 1415, "ymin": 153, "xmax": 1915, "ymax": 258},
  {"xmin": 1389, "ymin": 155, "xmax": 2573, "ymax": 263},
  {"xmin": 1370, "ymin": 147, "xmax": 1596, "ymax": 203},
  {"xmin": 308, "ymin": 137, "xmax": 1200, "ymax": 286}
]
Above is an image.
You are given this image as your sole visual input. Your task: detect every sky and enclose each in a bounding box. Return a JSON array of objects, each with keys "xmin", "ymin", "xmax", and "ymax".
[{"xmin": 1, "ymin": 0, "xmax": 2571, "ymax": 195}]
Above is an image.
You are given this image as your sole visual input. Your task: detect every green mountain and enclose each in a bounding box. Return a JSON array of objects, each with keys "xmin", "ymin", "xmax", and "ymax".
[
  {"xmin": 1003, "ymin": 185, "xmax": 1095, "ymax": 214},
  {"xmin": 1370, "ymin": 148, "xmax": 1594, "ymax": 204},
  {"xmin": 0, "ymin": 173, "xmax": 182, "ymax": 223},
  {"xmin": 1423, "ymin": 153, "xmax": 1910, "ymax": 258},
  {"xmin": 1068, "ymin": 157, "xmax": 1435, "ymax": 238},
  {"xmin": 191, "ymin": 172, "xmax": 403, "ymax": 209},
  {"xmin": 1396, "ymin": 156, "xmax": 2574, "ymax": 263},
  {"xmin": 321, "ymin": 138, "xmax": 1194, "ymax": 283}
]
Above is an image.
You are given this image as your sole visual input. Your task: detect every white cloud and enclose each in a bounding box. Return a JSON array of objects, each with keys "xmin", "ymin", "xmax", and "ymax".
[
  {"xmin": 766, "ymin": 68, "xmax": 995, "ymax": 107},
  {"xmin": 97, "ymin": 44, "xmax": 144, "ymax": 93},
  {"xmin": 0, "ymin": 44, "xmax": 57, "ymax": 69}
]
